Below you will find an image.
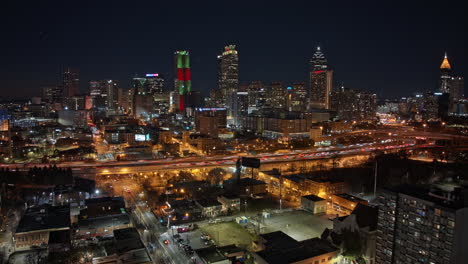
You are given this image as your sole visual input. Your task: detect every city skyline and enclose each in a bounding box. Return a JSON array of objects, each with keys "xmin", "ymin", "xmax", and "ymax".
[{"xmin": 0, "ymin": 1, "xmax": 465, "ymax": 99}]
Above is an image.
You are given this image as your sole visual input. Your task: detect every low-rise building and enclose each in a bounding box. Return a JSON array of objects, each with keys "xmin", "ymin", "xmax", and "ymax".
[
  {"xmin": 196, "ymin": 247, "xmax": 230, "ymax": 264},
  {"xmin": 76, "ymin": 197, "xmax": 132, "ymax": 238},
  {"xmin": 91, "ymin": 227, "xmax": 152, "ymax": 264},
  {"xmin": 14, "ymin": 205, "xmax": 71, "ymax": 250},
  {"xmin": 301, "ymin": 195, "xmax": 327, "ymax": 215},
  {"xmin": 196, "ymin": 199, "xmax": 223, "ymax": 218},
  {"xmin": 331, "ymin": 193, "xmax": 368, "ymax": 215},
  {"xmin": 217, "ymin": 194, "xmax": 241, "ymax": 213},
  {"xmin": 253, "ymin": 231, "xmax": 339, "ymax": 264}
]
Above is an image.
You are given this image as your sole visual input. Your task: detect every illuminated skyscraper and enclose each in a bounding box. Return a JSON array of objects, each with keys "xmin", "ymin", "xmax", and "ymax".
[
  {"xmin": 450, "ymin": 76, "xmax": 464, "ymax": 100},
  {"xmin": 88, "ymin": 80, "xmax": 119, "ymax": 110},
  {"xmin": 217, "ymin": 45, "xmax": 239, "ymax": 126},
  {"xmin": 267, "ymin": 82, "xmax": 285, "ymax": 109},
  {"xmin": 309, "ymin": 47, "xmax": 333, "ymax": 109},
  {"xmin": 439, "ymin": 52, "xmax": 452, "ymax": 93},
  {"xmin": 62, "ymin": 67, "xmax": 80, "ymax": 97},
  {"xmin": 217, "ymin": 45, "xmax": 239, "ymax": 106},
  {"xmin": 174, "ymin": 50, "xmax": 191, "ymax": 111},
  {"xmin": 145, "ymin": 73, "xmax": 164, "ymax": 95}
]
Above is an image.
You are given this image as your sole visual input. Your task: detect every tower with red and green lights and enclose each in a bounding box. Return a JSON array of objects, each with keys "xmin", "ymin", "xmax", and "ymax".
[{"xmin": 174, "ymin": 50, "xmax": 191, "ymax": 111}]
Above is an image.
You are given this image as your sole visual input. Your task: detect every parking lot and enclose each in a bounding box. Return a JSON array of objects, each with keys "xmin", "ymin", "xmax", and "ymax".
[{"xmin": 259, "ymin": 210, "xmax": 332, "ymax": 241}]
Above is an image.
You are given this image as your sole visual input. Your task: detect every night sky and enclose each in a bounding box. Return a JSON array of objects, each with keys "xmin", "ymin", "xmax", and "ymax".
[{"xmin": 0, "ymin": 1, "xmax": 466, "ymax": 100}]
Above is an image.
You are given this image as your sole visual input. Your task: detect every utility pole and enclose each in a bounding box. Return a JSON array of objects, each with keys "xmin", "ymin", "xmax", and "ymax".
[
  {"xmin": 373, "ymin": 160, "xmax": 378, "ymax": 199},
  {"xmin": 279, "ymin": 175, "xmax": 283, "ymax": 210}
]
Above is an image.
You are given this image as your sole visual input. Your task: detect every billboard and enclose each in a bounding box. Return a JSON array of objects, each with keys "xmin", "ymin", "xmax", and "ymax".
[
  {"xmin": 241, "ymin": 157, "xmax": 260, "ymax": 168},
  {"xmin": 135, "ymin": 134, "xmax": 151, "ymax": 142},
  {"xmin": 135, "ymin": 134, "xmax": 146, "ymax": 141},
  {"xmin": 0, "ymin": 120, "xmax": 8, "ymax": 131}
]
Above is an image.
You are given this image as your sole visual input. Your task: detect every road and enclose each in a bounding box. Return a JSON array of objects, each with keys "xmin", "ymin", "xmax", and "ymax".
[{"xmin": 0, "ymin": 140, "xmax": 431, "ymax": 177}]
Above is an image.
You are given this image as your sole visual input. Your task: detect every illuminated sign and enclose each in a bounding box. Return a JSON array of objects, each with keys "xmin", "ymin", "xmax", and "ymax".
[
  {"xmin": 146, "ymin": 73, "xmax": 159, "ymax": 77},
  {"xmin": 195, "ymin": 108, "xmax": 227, "ymax": 111},
  {"xmin": 434, "ymin": 93, "xmax": 443, "ymax": 95},
  {"xmin": 135, "ymin": 134, "xmax": 147, "ymax": 141},
  {"xmin": 287, "ymin": 86, "xmax": 292, "ymax": 90}
]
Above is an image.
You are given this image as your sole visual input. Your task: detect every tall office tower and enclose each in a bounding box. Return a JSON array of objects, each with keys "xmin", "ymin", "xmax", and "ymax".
[
  {"xmin": 62, "ymin": 67, "xmax": 80, "ymax": 97},
  {"xmin": 290, "ymin": 82, "xmax": 307, "ymax": 112},
  {"xmin": 267, "ymin": 82, "xmax": 285, "ymax": 108},
  {"xmin": 89, "ymin": 80, "xmax": 119, "ymax": 110},
  {"xmin": 104, "ymin": 80, "xmax": 119, "ymax": 110},
  {"xmin": 330, "ymin": 87, "xmax": 377, "ymax": 121},
  {"xmin": 217, "ymin": 45, "xmax": 239, "ymax": 125},
  {"xmin": 89, "ymin": 80, "xmax": 105, "ymax": 109},
  {"xmin": 450, "ymin": 76, "xmax": 464, "ymax": 101},
  {"xmin": 132, "ymin": 77, "xmax": 147, "ymax": 95},
  {"xmin": 174, "ymin": 50, "xmax": 191, "ymax": 111},
  {"xmin": 42, "ymin": 85, "xmax": 62, "ymax": 104},
  {"xmin": 375, "ymin": 185, "xmax": 468, "ymax": 264},
  {"xmin": 309, "ymin": 47, "xmax": 333, "ymax": 109},
  {"xmin": 439, "ymin": 52, "xmax": 452, "ymax": 93},
  {"xmin": 145, "ymin": 73, "xmax": 164, "ymax": 95},
  {"xmin": 248, "ymin": 81, "xmax": 266, "ymax": 109}
]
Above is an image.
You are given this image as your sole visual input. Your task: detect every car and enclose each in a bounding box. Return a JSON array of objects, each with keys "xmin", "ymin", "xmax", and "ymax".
[
  {"xmin": 201, "ymin": 235, "xmax": 211, "ymax": 240},
  {"xmin": 163, "ymin": 240, "xmax": 170, "ymax": 244}
]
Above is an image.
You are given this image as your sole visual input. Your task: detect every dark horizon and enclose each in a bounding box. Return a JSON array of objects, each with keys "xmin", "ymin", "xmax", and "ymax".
[{"xmin": 0, "ymin": 1, "xmax": 466, "ymax": 100}]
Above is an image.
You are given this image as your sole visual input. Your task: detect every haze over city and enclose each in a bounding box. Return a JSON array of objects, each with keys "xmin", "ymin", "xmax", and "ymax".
[{"xmin": 0, "ymin": 1, "xmax": 466, "ymax": 99}]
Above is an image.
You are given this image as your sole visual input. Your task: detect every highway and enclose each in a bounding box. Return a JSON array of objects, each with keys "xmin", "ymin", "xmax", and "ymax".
[
  {"xmin": 1, "ymin": 140, "xmax": 425, "ymax": 176},
  {"xmin": 3, "ymin": 127, "xmax": 465, "ymax": 175}
]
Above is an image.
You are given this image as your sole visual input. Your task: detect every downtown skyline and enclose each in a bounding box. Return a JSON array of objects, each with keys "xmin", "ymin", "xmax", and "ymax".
[{"xmin": 0, "ymin": 1, "xmax": 466, "ymax": 99}]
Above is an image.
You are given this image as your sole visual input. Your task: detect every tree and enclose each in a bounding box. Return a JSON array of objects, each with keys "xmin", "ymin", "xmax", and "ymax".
[
  {"xmin": 207, "ymin": 168, "xmax": 226, "ymax": 185},
  {"xmin": 341, "ymin": 228, "xmax": 362, "ymax": 260}
]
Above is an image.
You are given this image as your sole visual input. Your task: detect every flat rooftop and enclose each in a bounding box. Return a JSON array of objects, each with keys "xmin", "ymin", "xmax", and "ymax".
[
  {"xmin": 302, "ymin": 195, "xmax": 325, "ymax": 202},
  {"xmin": 78, "ymin": 214, "xmax": 130, "ymax": 230},
  {"xmin": 196, "ymin": 247, "xmax": 227, "ymax": 263},
  {"xmin": 16, "ymin": 205, "xmax": 70, "ymax": 234},
  {"xmin": 334, "ymin": 193, "xmax": 367, "ymax": 203},
  {"xmin": 257, "ymin": 232, "xmax": 338, "ymax": 264},
  {"xmin": 386, "ymin": 184, "xmax": 468, "ymax": 211},
  {"xmin": 196, "ymin": 199, "xmax": 222, "ymax": 208}
]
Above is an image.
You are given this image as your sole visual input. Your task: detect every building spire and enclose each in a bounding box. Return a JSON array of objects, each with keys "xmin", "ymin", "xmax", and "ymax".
[{"xmin": 440, "ymin": 52, "xmax": 451, "ymax": 70}]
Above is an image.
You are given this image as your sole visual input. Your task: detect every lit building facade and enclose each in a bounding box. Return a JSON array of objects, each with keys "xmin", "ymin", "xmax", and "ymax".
[
  {"xmin": 309, "ymin": 47, "xmax": 333, "ymax": 109},
  {"xmin": 375, "ymin": 185, "xmax": 468, "ymax": 264},
  {"xmin": 217, "ymin": 45, "xmax": 239, "ymax": 126},
  {"xmin": 89, "ymin": 80, "xmax": 119, "ymax": 111},
  {"xmin": 174, "ymin": 50, "xmax": 191, "ymax": 111},
  {"xmin": 450, "ymin": 76, "xmax": 464, "ymax": 101},
  {"xmin": 330, "ymin": 87, "xmax": 377, "ymax": 121},
  {"xmin": 62, "ymin": 67, "xmax": 79, "ymax": 97},
  {"xmin": 439, "ymin": 53, "xmax": 451, "ymax": 93},
  {"xmin": 267, "ymin": 82, "xmax": 285, "ymax": 109}
]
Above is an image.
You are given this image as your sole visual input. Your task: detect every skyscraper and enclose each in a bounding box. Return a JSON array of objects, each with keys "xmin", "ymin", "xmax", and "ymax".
[
  {"xmin": 217, "ymin": 45, "xmax": 239, "ymax": 126},
  {"xmin": 439, "ymin": 52, "xmax": 451, "ymax": 93},
  {"xmin": 290, "ymin": 82, "xmax": 307, "ymax": 112},
  {"xmin": 330, "ymin": 87, "xmax": 377, "ymax": 121},
  {"xmin": 89, "ymin": 80, "xmax": 119, "ymax": 111},
  {"xmin": 42, "ymin": 85, "xmax": 62, "ymax": 104},
  {"xmin": 309, "ymin": 47, "xmax": 333, "ymax": 109},
  {"xmin": 174, "ymin": 51, "xmax": 191, "ymax": 111},
  {"xmin": 145, "ymin": 73, "xmax": 164, "ymax": 95},
  {"xmin": 450, "ymin": 76, "xmax": 464, "ymax": 101},
  {"xmin": 267, "ymin": 82, "xmax": 285, "ymax": 109},
  {"xmin": 62, "ymin": 67, "xmax": 80, "ymax": 97}
]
